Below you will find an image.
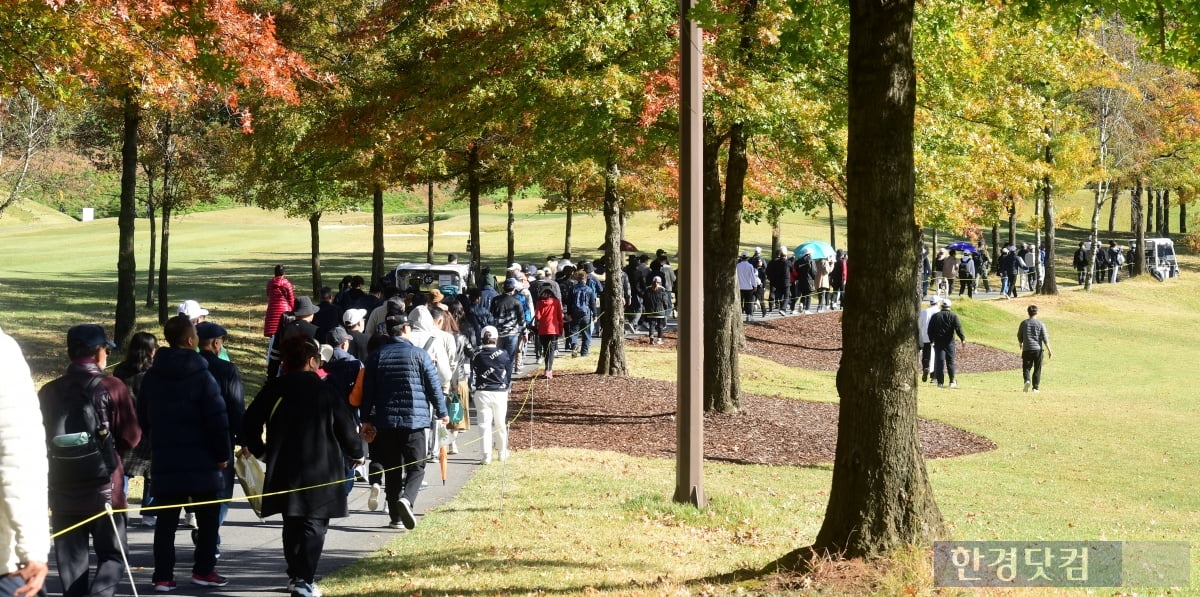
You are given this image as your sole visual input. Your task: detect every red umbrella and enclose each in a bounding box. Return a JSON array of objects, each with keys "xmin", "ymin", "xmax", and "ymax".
[{"xmin": 597, "ymin": 239, "xmax": 639, "ymax": 252}]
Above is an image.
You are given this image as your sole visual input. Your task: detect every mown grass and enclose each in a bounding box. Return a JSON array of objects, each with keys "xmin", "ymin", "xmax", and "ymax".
[{"xmin": 1, "ymin": 197, "xmax": 1197, "ymax": 595}]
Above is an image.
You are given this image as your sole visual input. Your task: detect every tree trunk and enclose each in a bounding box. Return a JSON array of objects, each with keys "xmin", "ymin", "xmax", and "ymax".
[
  {"xmin": 1040, "ymin": 127, "xmax": 1058, "ymax": 295},
  {"xmin": 1162, "ymin": 189, "xmax": 1170, "ymax": 236},
  {"xmin": 1085, "ymin": 181, "xmax": 1107, "ymax": 291},
  {"xmin": 1131, "ymin": 181, "xmax": 1144, "ymax": 278},
  {"xmin": 1181, "ymin": 199, "xmax": 1188, "ymax": 234},
  {"xmin": 701, "ymin": 121, "xmax": 744, "ymax": 414},
  {"xmin": 468, "ymin": 144, "xmax": 483, "ymax": 285},
  {"xmin": 1146, "ymin": 187, "xmax": 1155, "ymax": 235},
  {"xmin": 770, "ymin": 205, "xmax": 782, "ymax": 257},
  {"xmin": 144, "ymin": 173, "xmax": 157, "ymax": 309},
  {"xmin": 426, "ymin": 182, "xmax": 435, "ymax": 264},
  {"xmin": 1033, "ymin": 184, "xmax": 1042, "ymax": 293},
  {"xmin": 595, "ymin": 156, "xmax": 627, "ymax": 376},
  {"xmin": 827, "ymin": 198, "xmax": 836, "ymax": 248},
  {"xmin": 564, "ymin": 181, "xmax": 574, "ymax": 258},
  {"xmin": 372, "ymin": 183, "xmax": 385, "ymax": 284},
  {"xmin": 115, "ymin": 94, "xmax": 139, "ymax": 351},
  {"xmin": 805, "ymin": 0, "xmax": 942, "ymax": 560},
  {"xmin": 157, "ymin": 203, "xmax": 171, "ymax": 325},
  {"xmin": 156, "ymin": 117, "xmax": 174, "ymax": 325},
  {"xmin": 990, "ymin": 223, "xmax": 999, "ymax": 264},
  {"xmin": 309, "ymin": 211, "xmax": 323, "ymax": 296},
  {"xmin": 506, "ymin": 185, "xmax": 516, "ymax": 266},
  {"xmin": 1108, "ymin": 185, "xmax": 1118, "ymax": 232},
  {"xmin": 1006, "ymin": 196, "xmax": 1017, "ymax": 248}
]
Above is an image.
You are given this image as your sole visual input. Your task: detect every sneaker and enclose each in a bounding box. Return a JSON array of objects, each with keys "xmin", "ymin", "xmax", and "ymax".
[
  {"xmin": 191, "ymin": 571, "xmax": 228, "ymax": 587},
  {"xmin": 498, "ymin": 449, "xmax": 509, "ymax": 461},
  {"xmin": 142, "ymin": 515, "xmax": 157, "ymax": 528},
  {"xmin": 396, "ymin": 497, "xmax": 417, "ymax": 530},
  {"xmin": 937, "ymin": 383, "xmax": 944, "ymax": 388},
  {"xmin": 921, "ymin": 371, "xmax": 928, "ymax": 382},
  {"xmin": 448, "ymin": 442, "xmax": 459, "ymax": 455},
  {"xmin": 287, "ymin": 577, "xmax": 323, "ymax": 593},
  {"xmin": 949, "ymin": 381, "xmax": 957, "ymax": 388},
  {"xmin": 290, "ymin": 579, "xmax": 322, "ymax": 597},
  {"xmin": 655, "ymin": 338, "xmax": 663, "ymax": 345},
  {"xmin": 185, "ymin": 512, "xmax": 197, "ymax": 529},
  {"xmin": 544, "ymin": 370, "xmax": 553, "ymax": 379},
  {"xmin": 387, "ymin": 520, "xmax": 405, "ymax": 530},
  {"xmin": 153, "ymin": 580, "xmax": 177, "ymax": 592},
  {"xmin": 480, "ymin": 455, "xmax": 492, "ymax": 465},
  {"xmin": 1032, "ymin": 388, "xmax": 1040, "ymax": 393},
  {"xmin": 367, "ymin": 484, "xmax": 381, "ymax": 512},
  {"xmin": 1023, "ymin": 381, "xmax": 1032, "ymax": 393}
]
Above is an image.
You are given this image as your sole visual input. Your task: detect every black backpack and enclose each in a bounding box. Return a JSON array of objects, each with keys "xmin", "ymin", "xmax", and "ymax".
[{"xmin": 46, "ymin": 376, "xmax": 118, "ymax": 490}]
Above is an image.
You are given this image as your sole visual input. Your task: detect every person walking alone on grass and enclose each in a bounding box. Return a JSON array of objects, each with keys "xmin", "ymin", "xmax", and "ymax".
[
  {"xmin": 1017, "ymin": 305, "xmax": 1052, "ymax": 393},
  {"xmin": 927, "ymin": 299, "xmax": 966, "ymax": 389},
  {"xmin": 242, "ymin": 337, "xmax": 364, "ymax": 597}
]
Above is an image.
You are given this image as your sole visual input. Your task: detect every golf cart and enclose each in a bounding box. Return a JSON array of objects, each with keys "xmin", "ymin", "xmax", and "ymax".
[
  {"xmin": 392, "ymin": 262, "xmax": 472, "ymax": 298},
  {"xmin": 1128, "ymin": 238, "xmax": 1180, "ymax": 280}
]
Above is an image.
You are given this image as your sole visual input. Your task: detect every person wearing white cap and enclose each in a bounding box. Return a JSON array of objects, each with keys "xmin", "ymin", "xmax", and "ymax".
[
  {"xmin": 927, "ymin": 299, "xmax": 965, "ymax": 388},
  {"xmin": 470, "ymin": 326, "xmax": 511, "ymax": 464},
  {"xmin": 178, "ymin": 300, "xmax": 209, "ymax": 322},
  {"xmin": 341, "ymin": 308, "xmax": 370, "ymax": 359},
  {"xmin": 748, "ymin": 247, "xmax": 768, "ymax": 317},
  {"xmin": 917, "ymin": 296, "xmax": 942, "ymax": 382}
]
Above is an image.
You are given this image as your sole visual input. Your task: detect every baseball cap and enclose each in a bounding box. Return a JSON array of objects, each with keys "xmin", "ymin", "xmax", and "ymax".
[
  {"xmin": 942, "ymin": 299, "xmax": 952, "ymax": 308},
  {"xmin": 177, "ymin": 299, "xmax": 209, "ymax": 321},
  {"xmin": 755, "ymin": 246, "xmax": 762, "ymax": 253},
  {"xmin": 342, "ymin": 308, "xmax": 367, "ymax": 327},
  {"xmin": 481, "ymin": 325, "xmax": 499, "ymax": 340},
  {"xmin": 508, "ymin": 263, "xmax": 521, "ymax": 271},
  {"xmin": 503, "ymin": 278, "xmax": 518, "ymax": 291},
  {"xmin": 327, "ymin": 326, "xmax": 351, "ymax": 346},
  {"xmin": 928, "ymin": 296, "xmax": 941, "ymax": 305},
  {"xmin": 195, "ymin": 322, "xmax": 227, "ymax": 341},
  {"xmin": 67, "ymin": 324, "xmax": 116, "ymax": 351}
]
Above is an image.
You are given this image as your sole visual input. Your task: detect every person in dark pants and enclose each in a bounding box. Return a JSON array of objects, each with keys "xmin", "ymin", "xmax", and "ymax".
[
  {"xmin": 138, "ymin": 316, "xmax": 230, "ymax": 592},
  {"xmin": 195, "ymin": 322, "xmax": 245, "ymax": 558},
  {"xmin": 38, "ymin": 324, "xmax": 141, "ymax": 597},
  {"xmin": 927, "ymin": 299, "xmax": 966, "ymax": 388},
  {"xmin": 1017, "ymin": 305, "xmax": 1053, "ymax": 393},
  {"xmin": 489, "ymin": 279, "xmax": 525, "ymax": 382},
  {"xmin": 360, "ymin": 314, "xmax": 448, "ymax": 530},
  {"xmin": 242, "ymin": 337, "xmax": 364, "ymax": 597}
]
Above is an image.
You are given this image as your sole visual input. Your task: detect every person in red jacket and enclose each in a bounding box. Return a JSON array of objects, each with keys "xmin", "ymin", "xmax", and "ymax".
[
  {"xmin": 264, "ymin": 265, "xmax": 295, "ymax": 337},
  {"xmin": 533, "ymin": 287, "xmax": 563, "ymax": 379}
]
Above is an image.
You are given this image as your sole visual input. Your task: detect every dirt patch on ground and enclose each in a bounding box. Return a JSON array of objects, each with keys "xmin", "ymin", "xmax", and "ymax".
[
  {"xmin": 508, "ymin": 374, "xmax": 996, "ymax": 466},
  {"xmin": 508, "ymin": 311, "xmax": 1006, "ymax": 465}
]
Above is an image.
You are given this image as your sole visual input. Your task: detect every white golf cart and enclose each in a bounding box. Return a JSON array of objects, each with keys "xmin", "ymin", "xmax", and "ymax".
[
  {"xmin": 392, "ymin": 262, "xmax": 473, "ymax": 298},
  {"xmin": 1128, "ymin": 238, "xmax": 1180, "ymax": 280}
]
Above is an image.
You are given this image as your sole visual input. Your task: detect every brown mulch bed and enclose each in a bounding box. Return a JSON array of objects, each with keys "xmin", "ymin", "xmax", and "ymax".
[
  {"xmin": 508, "ymin": 374, "xmax": 995, "ymax": 466},
  {"xmin": 507, "ymin": 312, "xmax": 1006, "ymax": 466}
]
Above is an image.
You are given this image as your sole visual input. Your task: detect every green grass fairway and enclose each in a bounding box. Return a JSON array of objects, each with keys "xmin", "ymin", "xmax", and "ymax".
[{"xmin": 1, "ymin": 200, "xmax": 1196, "ymax": 595}]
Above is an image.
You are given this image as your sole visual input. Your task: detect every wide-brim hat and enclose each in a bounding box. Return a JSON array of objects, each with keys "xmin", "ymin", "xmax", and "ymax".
[{"xmin": 293, "ymin": 296, "xmax": 319, "ymax": 317}]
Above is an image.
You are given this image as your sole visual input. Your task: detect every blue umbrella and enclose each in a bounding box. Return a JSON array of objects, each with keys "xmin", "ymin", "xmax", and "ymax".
[
  {"xmin": 794, "ymin": 241, "xmax": 835, "ymax": 260},
  {"xmin": 945, "ymin": 240, "xmax": 977, "ymax": 253}
]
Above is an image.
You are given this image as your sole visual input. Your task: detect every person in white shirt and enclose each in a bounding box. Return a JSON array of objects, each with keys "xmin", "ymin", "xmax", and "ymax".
[
  {"xmin": 735, "ymin": 253, "xmax": 762, "ymax": 323},
  {"xmin": 917, "ymin": 297, "xmax": 942, "ymax": 383},
  {"xmin": 0, "ymin": 327, "xmax": 50, "ymax": 597}
]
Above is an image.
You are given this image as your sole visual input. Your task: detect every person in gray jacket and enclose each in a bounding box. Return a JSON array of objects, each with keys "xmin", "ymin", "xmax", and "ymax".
[{"xmin": 1017, "ymin": 305, "xmax": 1053, "ymax": 393}]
